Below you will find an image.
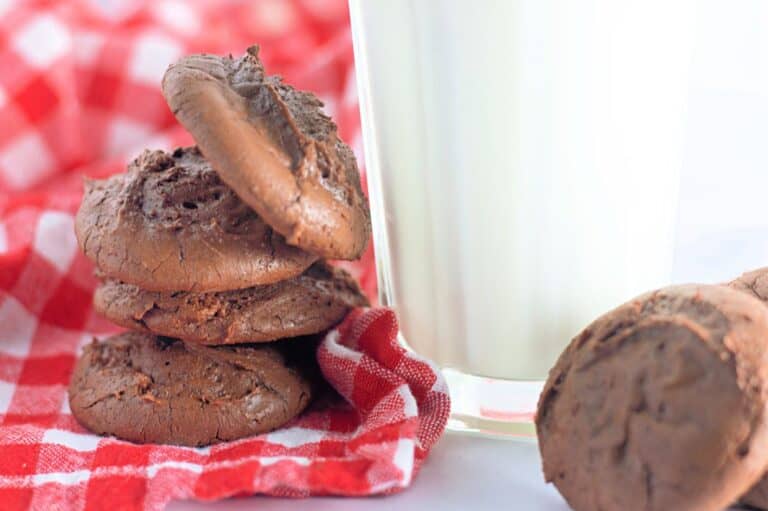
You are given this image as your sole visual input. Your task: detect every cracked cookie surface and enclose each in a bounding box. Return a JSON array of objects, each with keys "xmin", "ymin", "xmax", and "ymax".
[
  {"xmin": 730, "ymin": 267, "xmax": 768, "ymax": 303},
  {"xmin": 93, "ymin": 261, "xmax": 369, "ymax": 344},
  {"xmin": 162, "ymin": 46, "xmax": 371, "ymax": 260},
  {"xmin": 75, "ymin": 146, "xmax": 317, "ymax": 293},
  {"xmin": 729, "ymin": 267, "xmax": 768, "ymax": 510},
  {"xmin": 68, "ymin": 332, "xmax": 313, "ymax": 446},
  {"xmin": 536, "ymin": 284, "xmax": 768, "ymax": 511}
]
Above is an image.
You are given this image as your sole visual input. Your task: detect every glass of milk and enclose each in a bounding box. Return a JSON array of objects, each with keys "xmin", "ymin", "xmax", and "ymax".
[{"xmin": 349, "ymin": 0, "xmax": 695, "ymax": 435}]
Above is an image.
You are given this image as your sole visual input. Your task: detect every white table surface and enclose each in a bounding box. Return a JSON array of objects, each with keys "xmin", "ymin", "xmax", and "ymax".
[{"xmin": 168, "ymin": 432, "xmax": 754, "ymax": 511}]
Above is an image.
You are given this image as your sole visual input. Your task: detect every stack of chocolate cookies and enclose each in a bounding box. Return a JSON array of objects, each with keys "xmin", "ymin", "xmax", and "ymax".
[{"xmin": 68, "ymin": 47, "xmax": 371, "ymax": 447}]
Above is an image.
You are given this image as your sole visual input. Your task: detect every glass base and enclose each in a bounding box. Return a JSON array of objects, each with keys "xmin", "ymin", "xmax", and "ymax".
[{"xmin": 444, "ymin": 368, "xmax": 542, "ymax": 439}]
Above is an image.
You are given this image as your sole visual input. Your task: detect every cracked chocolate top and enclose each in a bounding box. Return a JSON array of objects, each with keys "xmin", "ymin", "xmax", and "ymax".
[
  {"xmin": 162, "ymin": 46, "xmax": 371, "ymax": 260},
  {"xmin": 93, "ymin": 261, "xmax": 369, "ymax": 344},
  {"xmin": 730, "ymin": 267, "xmax": 768, "ymax": 303},
  {"xmin": 68, "ymin": 332, "xmax": 313, "ymax": 446},
  {"xmin": 133, "ymin": 147, "xmax": 254, "ymax": 232},
  {"xmin": 75, "ymin": 147, "xmax": 317, "ymax": 292},
  {"xmin": 536, "ymin": 284, "xmax": 768, "ymax": 511}
]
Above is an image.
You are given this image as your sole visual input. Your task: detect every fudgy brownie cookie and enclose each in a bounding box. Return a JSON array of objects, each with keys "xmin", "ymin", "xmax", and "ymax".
[
  {"xmin": 536, "ymin": 284, "xmax": 768, "ymax": 511},
  {"xmin": 93, "ymin": 261, "xmax": 369, "ymax": 344},
  {"xmin": 730, "ymin": 267, "xmax": 768, "ymax": 510},
  {"xmin": 742, "ymin": 474, "xmax": 768, "ymax": 510},
  {"xmin": 730, "ymin": 267, "xmax": 768, "ymax": 303},
  {"xmin": 69, "ymin": 332, "xmax": 313, "ymax": 446},
  {"xmin": 75, "ymin": 147, "xmax": 316, "ymax": 292},
  {"xmin": 162, "ymin": 46, "xmax": 371, "ymax": 261}
]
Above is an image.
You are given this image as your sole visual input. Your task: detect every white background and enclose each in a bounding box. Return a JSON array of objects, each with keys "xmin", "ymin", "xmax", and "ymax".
[{"xmin": 671, "ymin": 0, "xmax": 768, "ymax": 285}]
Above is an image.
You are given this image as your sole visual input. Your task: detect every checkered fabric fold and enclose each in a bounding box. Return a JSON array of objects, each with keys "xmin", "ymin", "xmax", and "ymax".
[{"xmin": 0, "ymin": 1, "xmax": 449, "ymax": 509}]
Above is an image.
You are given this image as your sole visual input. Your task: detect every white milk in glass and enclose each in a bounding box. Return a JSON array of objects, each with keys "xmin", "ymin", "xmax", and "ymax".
[{"xmin": 350, "ymin": 0, "xmax": 694, "ymax": 407}]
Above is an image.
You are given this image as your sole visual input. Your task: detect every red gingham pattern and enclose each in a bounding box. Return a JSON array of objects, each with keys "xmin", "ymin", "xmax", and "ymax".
[{"xmin": 0, "ymin": 1, "xmax": 449, "ymax": 510}]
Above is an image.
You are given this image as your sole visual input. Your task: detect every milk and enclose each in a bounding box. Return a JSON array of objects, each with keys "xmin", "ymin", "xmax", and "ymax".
[{"xmin": 350, "ymin": 0, "xmax": 695, "ymax": 380}]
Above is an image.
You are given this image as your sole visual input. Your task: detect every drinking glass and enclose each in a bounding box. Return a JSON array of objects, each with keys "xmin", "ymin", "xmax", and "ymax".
[{"xmin": 348, "ymin": 0, "xmax": 695, "ymax": 435}]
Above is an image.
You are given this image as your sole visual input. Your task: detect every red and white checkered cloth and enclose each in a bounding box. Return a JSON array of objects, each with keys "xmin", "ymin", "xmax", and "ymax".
[{"xmin": 0, "ymin": 1, "xmax": 450, "ymax": 509}]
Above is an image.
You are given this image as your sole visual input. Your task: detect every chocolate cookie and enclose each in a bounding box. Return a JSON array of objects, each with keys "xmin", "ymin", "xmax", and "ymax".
[
  {"xmin": 730, "ymin": 268, "xmax": 768, "ymax": 510},
  {"xmin": 730, "ymin": 267, "xmax": 768, "ymax": 302},
  {"xmin": 75, "ymin": 147, "xmax": 317, "ymax": 292},
  {"xmin": 69, "ymin": 332, "xmax": 313, "ymax": 446},
  {"xmin": 93, "ymin": 261, "xmax": 369, "ymax": 344},
  {"xmin": 536, "ymin": 284, "xmax": 768, "ymax": 511},
  {"xmin": 742, "ymin": 476, "xmax": 768, "ymax": 510},
  {"xmin": 162, "ymin": 46, "xmax": 371, "ymax": 261}
]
